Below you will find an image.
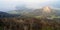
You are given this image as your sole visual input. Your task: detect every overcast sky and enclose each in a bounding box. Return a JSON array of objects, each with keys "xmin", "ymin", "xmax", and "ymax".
[{"xmin": 0, "ymin": 0, "xmax": 60, "ymax": 12}]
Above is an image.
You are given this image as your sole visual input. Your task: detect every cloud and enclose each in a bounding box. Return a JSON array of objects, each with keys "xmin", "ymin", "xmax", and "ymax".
[{"xmin": 0, "ymin": 0, "xmax": 60, "ymax": 11}]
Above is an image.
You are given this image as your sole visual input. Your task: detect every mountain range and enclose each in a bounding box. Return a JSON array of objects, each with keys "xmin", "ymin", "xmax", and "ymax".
[
  {"xmin": 0, "ymin": 11, "xmax": 21, "ymax": 18},
  {"xmin": 0, "ymin": 6, "xmax": 60, "ymax": 18},
  {"xmin": 7, "ymin": 6, "xmax": 60, "ymax": 16}
]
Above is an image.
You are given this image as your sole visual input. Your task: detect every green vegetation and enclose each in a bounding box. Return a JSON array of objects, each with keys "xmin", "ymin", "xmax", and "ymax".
[
  {"xmin": 0, "ymin": 17, "xmax": 60, "ymax": 30},
  {"xmin": 0, "ymin": 27, "xmax": 3, "ymax": 30}
]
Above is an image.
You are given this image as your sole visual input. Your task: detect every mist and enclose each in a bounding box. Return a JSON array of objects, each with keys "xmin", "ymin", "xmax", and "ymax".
[{"xmin": 0, "ymin": 0, "xmax": 60, "ymax": 11}]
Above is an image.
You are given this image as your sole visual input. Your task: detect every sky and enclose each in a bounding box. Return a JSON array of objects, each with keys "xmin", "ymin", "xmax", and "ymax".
[{"xmin": 0, "ymin": 0, "xmax": 60, "ymax": 12}]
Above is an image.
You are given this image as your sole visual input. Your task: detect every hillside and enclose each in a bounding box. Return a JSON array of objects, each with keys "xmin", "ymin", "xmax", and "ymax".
[
  {"xmin": 7, "ymin": 6, "xmax": 60, "ymax": 17},
  {"xmin": 0, "ymin": 11, "xmax": 20, "ymax": 18}
]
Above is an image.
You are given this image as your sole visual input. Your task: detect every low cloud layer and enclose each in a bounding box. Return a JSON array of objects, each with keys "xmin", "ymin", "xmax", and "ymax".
[{"xmin": 0, "ymin": 0, "xmax": 60, "ymax": 11}]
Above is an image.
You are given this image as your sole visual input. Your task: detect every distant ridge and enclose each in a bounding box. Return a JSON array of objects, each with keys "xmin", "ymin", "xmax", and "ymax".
[
  {"xmin": 7, "ymin": 6, "xmax": 60, "ymax": 16},
  {"xmin": 0, "ymin": 11, "xmax": 20, "ymax": 18}
]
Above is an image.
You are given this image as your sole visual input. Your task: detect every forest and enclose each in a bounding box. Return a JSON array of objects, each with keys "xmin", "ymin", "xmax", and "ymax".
[{"xmin": 0, "ymin": 17, "xmax": 60, "ymax": 30}]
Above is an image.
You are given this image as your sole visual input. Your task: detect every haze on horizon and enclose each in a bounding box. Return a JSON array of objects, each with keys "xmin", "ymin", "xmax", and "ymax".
[{"xmin": 0, "ymin": 0, "xmax": 60, "ymax": 12}]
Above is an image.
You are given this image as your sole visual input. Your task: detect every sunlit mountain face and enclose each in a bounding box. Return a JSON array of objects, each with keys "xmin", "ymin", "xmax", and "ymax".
[{"xmin": 42, "ymin": 6, "xmax": 51, "ymax": 13}]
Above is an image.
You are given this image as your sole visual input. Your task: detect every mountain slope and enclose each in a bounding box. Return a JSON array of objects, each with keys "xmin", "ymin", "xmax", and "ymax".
[
  {"xmin": 7, "ymin": 6, "xmax": 60, "ymax": 17},
  {"xmin": 0, "ymin": 11, "xmax": 20, "ymax": 18}
]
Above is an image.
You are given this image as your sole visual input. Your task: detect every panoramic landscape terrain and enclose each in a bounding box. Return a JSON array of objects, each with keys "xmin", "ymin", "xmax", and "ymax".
[{"xmin": 0, "ymin": 0, "xmax": 60, "ymax": 30}]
